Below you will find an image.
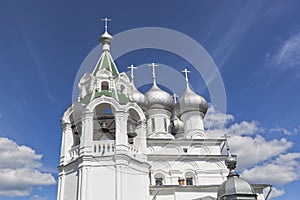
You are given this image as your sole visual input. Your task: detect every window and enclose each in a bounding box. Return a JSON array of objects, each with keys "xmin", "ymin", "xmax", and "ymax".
[
  {"xmin": 154, "ymin": 173, "xmax": 165, "ymax": 186},
  {"xmin": 71, "ymin": 122, "xmax": 81, "ymax": 146},
  {"xmin": 185, "ymin": 171, "xmax": 195, "ymax": 186},
  {"xmin": 151, "ymin": 118, "xmax": 155, "ymax": 132},
  {"xmin": 186, "ymin": 177, "xmax": 193, "ymax": 185},
  {"xmin": 101, "ymin": 81, "xmax": 109, "ymax": 90},
  {"xmin": 155, "ymin": 178, "xmax": 163, "ymax": 186},
  {"xmin": 164, "ymin": 118, "xmax": 167, "ymax": 132}
]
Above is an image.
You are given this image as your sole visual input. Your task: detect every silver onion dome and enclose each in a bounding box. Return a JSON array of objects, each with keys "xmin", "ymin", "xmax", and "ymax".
[
  {"xmin": 100, "ymin": 31, "xmax": 112, "ymax": 43},
  {"xmin": 145, "ymin": 83, "xmax": 174, "ymax": 111},
  {"xmin": 175, "ymin": 85, "xmax": 208, "ymax": 117},
  {"xmin": 130, "ymin": 85, "xmax": 149, "ymax": 110}
]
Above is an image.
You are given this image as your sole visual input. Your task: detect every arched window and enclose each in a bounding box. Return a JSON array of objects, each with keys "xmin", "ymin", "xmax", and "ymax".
[
  {"xmin": 154, "ymin": 173, "xmax": 165, "ymax": 186},
  {"xmin": 93, "ymin": 103, "xmax": 116, "ymax": 141},
  {"xmin": 71, "ymin": 123, "xmax": 81, "ymax": 146},
  {"xmin": 185, "ymin": 171, "xmax": 195, "ymax": 186},
  {"xmin": 101, "ymin": 81, "xmax": 109, "ymax": 91}
]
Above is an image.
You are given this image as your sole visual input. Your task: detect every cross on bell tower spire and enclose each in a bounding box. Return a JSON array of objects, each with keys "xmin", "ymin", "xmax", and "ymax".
[
  {"xmin": 101, "ymin": 17, "xmax": 111, "ymax": 32},
  {"xmin": 99, "ymin": 17, "xmax": 113, "ymax": 51},
  {"xmin": 127, "ymin": 64, "xmax": 137, "ymax": 83},
  {"xmin": 148, "ymin": 62, "xmax": 159, "ymax": 84}
]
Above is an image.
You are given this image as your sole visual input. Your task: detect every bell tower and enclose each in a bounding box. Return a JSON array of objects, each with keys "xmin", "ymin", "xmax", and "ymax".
[{"xmin": 57, "ymin": 18, "xmax": 150, "ymax": 200}]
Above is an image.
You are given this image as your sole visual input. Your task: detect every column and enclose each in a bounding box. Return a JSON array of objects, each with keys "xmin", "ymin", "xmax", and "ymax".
[
  {"xmin": 61, "ymin": 122, "xmax": 72, "ymax": 164},
  {"xmin": 115, "ymin": 111, "xmax": 129, "ymax": 152},
  {"xmin": 134, "ymin": 119, "xmax": 147, "ymax": 153},
  {"xmin": 80, "ymin": 111, "xmax": 94, "ymax": 156}
]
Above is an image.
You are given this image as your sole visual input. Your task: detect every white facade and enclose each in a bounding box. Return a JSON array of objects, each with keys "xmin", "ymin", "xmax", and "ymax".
[{"xmin": 57, "ymin": 28, "xmax": 267, "ymax": 200}]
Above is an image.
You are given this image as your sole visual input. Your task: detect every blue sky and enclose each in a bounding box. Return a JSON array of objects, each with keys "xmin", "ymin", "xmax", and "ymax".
[{"xmin": 0, "ymin": 0, "xmax": 300, "ymax": 199}]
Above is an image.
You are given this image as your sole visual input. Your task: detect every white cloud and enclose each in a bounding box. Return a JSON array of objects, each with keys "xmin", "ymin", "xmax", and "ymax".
[
  {"xmin": 0, "ymin": 138, "xmax": 42, "ymax": 169},
  {"xmin": 266, "ymin": 32, "xmax": 300, "ymax": 71},
  {"xmin": 31, "ymin": 194, "xmax": 48, "ymax": 200},
  {"xmin": 204, "ymin": 106, "xmax": 300, "ymax": 198},
  {"xmin": 204, "ymin": 105, "xmax": 234, "ymax": 130},
  {"xmin": 241, "ymin": 157, "xmax": 300, "ymax": 185},
  {"xmin": 227, "ymin": 121, "xmax": 261, "ymax": 136},
  {"xmin": 205, "ymin": 106, "xmax": 260, "ymax": 136},
  {"xmin": 264, "ymin": 187, "xmax": 285, "ymax": 200},
  {"xmin": 0, "ymin": 137, "xmax": 56, "ymax": 197},
  {"xmin": 230, "ymin": 135, "xmax": 292, "ymax": 169}
]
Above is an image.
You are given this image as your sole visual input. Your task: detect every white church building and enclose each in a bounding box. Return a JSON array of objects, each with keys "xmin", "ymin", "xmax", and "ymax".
[{"xmin": 57, "ymin": 20, "xmax": 269, "ymax": 200}]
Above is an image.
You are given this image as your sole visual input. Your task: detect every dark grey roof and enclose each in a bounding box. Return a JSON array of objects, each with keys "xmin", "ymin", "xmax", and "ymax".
[
  {"xmin": 193, "ymin": 196, "xmax": 217, "ymax": 200},
  {"xmin": 217, "ymin": 175, "xmax": 257, "ymax": 200}
]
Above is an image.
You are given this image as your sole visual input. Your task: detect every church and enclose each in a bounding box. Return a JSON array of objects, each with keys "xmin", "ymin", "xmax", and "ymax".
[{"xmin": 57, "ymin": 20, "xmax": 269, "ymax": 200}]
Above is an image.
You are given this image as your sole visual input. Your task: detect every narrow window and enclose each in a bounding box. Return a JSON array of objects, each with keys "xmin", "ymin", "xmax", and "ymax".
[
  {"xmin": 154, "ymin": 173, "xmax": 164, "ymax": 186},
  {"xmin": 185, "ymin": 172, "xmax": 195, "ymax": 185},
  {"xmin": 164, "ymin": 118, "xmax": 167, "ymax": 132},
  {"xmin": 101, "ymin": 81, "xmax": 109, "ymax": 91},
  {"xmin": 186, "ymin": 177, "xmax": 193, "ymax": 185},
  {"xmin": 155, "ymin": 178, "xmax": 163, "ymax": 186},
  {"xmin": 151, "ymin": 118, "xmax": 155, "ymax": 132}
]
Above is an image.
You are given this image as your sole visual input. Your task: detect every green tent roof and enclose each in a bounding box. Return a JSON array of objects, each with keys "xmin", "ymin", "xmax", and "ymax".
[{"xmin": 92, "ymin": 50, "xmax": 119, "ymax": 77}]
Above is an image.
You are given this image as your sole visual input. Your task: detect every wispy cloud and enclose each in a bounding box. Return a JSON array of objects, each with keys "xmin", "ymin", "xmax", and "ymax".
[
  {"xmin": 210, "ymin": 2, "xmax": 264, "ymax": 68},
  {"xmin": 265, "ymin": 32, "xmax": 300, "ymax": 73},
  {"xmin": 269, "ymin": 127, "xmax": 295, "ymax": 135},
  {"xmin": 0, "ymin": 137, "xmax": 56, "ymax": 197}
]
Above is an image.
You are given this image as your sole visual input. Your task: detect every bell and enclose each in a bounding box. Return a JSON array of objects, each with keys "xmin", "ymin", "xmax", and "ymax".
[
  {"xmin": 100, "ymin": 121, "xmax": 109, "ymax": 133},
  {"xmin": 127, "ymin": 124, "xmax": 137, "ymax": 138}
]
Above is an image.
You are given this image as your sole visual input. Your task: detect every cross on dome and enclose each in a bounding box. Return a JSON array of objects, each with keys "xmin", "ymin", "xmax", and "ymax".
[
  {"xmin": 182, "ymin": 68, "xmax": 191, "ymax": 83},
  {"xmin": 101, "ymin": 17, "xmax": 111, "ymax": 32},
  {"xmin": 173, "ymin": 93, "xmax": 178, "ymax": 104},
  {"xmin": 148, "ymin": 62, "xmax": 159, "ymax": 84},
  {"xmin": 127, "ymin": 64, "xmax": 137, "ymax": 83}
]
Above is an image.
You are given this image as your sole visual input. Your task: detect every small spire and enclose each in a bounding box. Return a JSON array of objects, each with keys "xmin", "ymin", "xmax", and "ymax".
[
  {"xmin": 222, "ymin": 133, "xmax": 238, "ymax": 177},
  {"xmin": 173, "ymin": 93, "xmax": 178, "ymax": 104},
  {"xmin": 222, "ymin": 133, "xmax": 231, "ymax": 157},
  {"xmin": 127, "ymin": 64, "xmax": 137, "ymax": 83},
  {"xmin": 101, "ymin": 17, "xmax": 111, "ymax": 33},
  {"xmin": 148, "ymin": 62, "xmax": 159, "ymax": 84},
  {"xmin": 182, "ymin": 68, "xmax": 190, "ymax": 83}
]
